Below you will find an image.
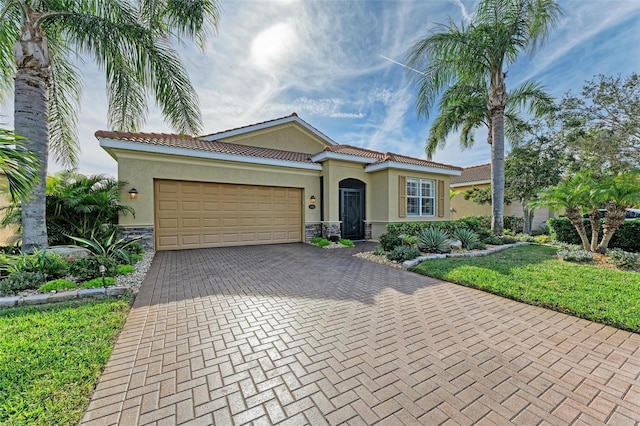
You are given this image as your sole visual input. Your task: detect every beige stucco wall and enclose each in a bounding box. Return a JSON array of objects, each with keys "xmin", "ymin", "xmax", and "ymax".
[
  {"xmin": 0, "ymin": 174, "xmax": 17, "ymax": 245},
  {"xmin": 451, "ymin": 183, "xmax": 555, "ymax": 231},
  {"xmin": 320, "ymin": 159, "xmax": 372, "ymax": 222},
  {"xmin": 116, "ymin": 151, "xmax": 322, "ymax": 233},
  {"xmin": 219, "ymin": 123, "xmax": 329, "ymax": 155},
  {"xmin": 369, "ymin": 169, "xmax": 452, "ymax": 239}
]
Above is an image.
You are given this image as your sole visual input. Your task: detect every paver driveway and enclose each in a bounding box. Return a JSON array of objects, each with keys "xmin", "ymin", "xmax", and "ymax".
[{"xmin": 82, "ymin": 243, "xmax": 640, "ymax": 425}]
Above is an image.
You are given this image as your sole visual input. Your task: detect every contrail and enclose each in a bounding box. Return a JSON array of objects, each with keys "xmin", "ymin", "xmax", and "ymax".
[{"xmin": 379, "ymin": 54, "xmax": 428, "ymax": 76}]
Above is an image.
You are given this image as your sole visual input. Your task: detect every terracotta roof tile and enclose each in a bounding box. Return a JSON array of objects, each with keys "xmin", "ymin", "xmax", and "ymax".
[
  {"xmin": 95, "ymin": 131, "xmax": 315, "ymax": 164},
  {"xmin": 323, "ymin": 145, "xmax": 461, "ymax": 171},
  {"xmin": 96, "ymin": 129, "xmax": 461, "ymax": 171},
  {"xmin": 451, "ymin": 163, "xmax": 491, "ymax": 184}
]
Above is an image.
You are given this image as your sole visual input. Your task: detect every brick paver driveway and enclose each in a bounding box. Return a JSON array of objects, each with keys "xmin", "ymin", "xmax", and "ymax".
[{"xmin": 82, "ymin": 243, "xmax": 640, "ymax": 425}]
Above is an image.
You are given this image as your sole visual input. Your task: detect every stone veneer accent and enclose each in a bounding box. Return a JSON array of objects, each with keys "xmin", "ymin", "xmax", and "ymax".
[
  {"xmin": 364, "ymin": 222, "xmax": 372, "ymax": 240},
  {"xmin": 322, "ymin": 222, "xmax": 342, "ymax": 240},
  {"xmin": 305, "ymin": 223, "xmax": 322, "ymax": 242},
  {"xmin": 122, "ymin": 227, "xmax": 154, "ymax": 250}
]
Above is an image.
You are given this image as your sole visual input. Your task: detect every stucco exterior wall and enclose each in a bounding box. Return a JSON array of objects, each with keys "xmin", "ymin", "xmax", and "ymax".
[
  {"xmin": 320, "ymin": 159, "xmax": 371, "ymax": 222},
  {"xmin": 218, "ymin": 124, "xmax": 329, "ymax": 155},
  {"xmin": 116, "ymin": 151, "xmax": 322, "ymax": 234},
  {"xmin": 0, "ymin": 174, "xmax": 17, "ymax": 245},
  {"xmin": 369, "ymin": 169, "xmax": 452, "ymax": 240},
  {"xmin": 451, "ymin": 183, "xmax": 555, "ymax": 231}
]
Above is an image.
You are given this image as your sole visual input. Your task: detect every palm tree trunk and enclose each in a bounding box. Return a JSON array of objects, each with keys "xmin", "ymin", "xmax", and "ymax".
[
  {"xmin": 14, "ymin": 18, "xmax": 51, "ymax": 252},
  {"xmin": 588, "ymin": 210, "xmax": 600, "ymax": 252},
  {"xmin": 596, "ymin": 205, "xmax": 626, "ymax": 253},
  {"xmin": 565, "ymin": 207, "xmax": 590, "ymax": 251},
  {"xmin": 489, "ymin": 78, "xmax": 507, "ymax": 235}
]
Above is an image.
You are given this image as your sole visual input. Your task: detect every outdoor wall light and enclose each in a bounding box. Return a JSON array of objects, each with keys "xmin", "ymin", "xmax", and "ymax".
[
  {"xmin": 128, "ymin": 188, "xmax": 139, "ymax": 200},
  {"xmin": 309, "ymin": 195, "xmax": 316, "ymax": 209}
]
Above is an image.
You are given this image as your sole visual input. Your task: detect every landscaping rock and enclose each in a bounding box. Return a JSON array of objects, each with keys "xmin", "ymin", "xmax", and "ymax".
[
  {"xmin": 0, "ymin": 296, "xmax": 19, "ymax": 308},
  {"xmin": 47, "ymin": 290, "xmax": 79, "ymax": 303},
  {"xmin": 19, "ymin": 294, "xmax": 51, "ymax": 306},
  {"xmin": 79, "ymin": 288, "xmax": 106, "ymax": 299},
  {"xmin": 449, "ymin": 239, "xmax": 463, "ymax": 250},
  {"xmin": 106, "ymin": 287, "xmax": 128, "ymax": 297},
  {"xmin": 49, "ymin": 245, "xmax": 92, "ymax": 259}
]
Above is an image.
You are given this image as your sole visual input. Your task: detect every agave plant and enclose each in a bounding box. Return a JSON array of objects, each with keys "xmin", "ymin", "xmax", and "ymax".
[
  {"xmin": 452, "ymin": 228, "xmax": 485, "ymax": 250},
  {"xmin": 417, "ymin": 227, "xmax": 451, "ymax": 254},
  {"xmin": 69, "ymin": 233, "xmax": 143, "ymax": 264}
]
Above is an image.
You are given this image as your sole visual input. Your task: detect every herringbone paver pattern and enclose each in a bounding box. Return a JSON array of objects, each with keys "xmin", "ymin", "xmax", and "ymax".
[{"xmin": 82, "ymin": 243, "xmax": 640, "ymax": 425}]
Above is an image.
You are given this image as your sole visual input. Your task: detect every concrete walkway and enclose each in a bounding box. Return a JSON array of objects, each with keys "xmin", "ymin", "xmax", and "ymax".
[{"xmin": 82, "ymin": 243, "xmax": 640, "ymax": 425}]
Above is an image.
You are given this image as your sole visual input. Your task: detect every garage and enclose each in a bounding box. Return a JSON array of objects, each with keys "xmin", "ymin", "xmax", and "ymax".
[{"xmin": 154, "ymin": 180, "xmax": 302, "ymax": 250}]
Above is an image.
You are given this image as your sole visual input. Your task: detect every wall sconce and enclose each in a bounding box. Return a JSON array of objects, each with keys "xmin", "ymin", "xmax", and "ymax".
[
  {"xmin": 309, "ymin": 195, "xmax": 316, "ymax": 209},
  {"xmin": 128, "ymin": 188, "xmax": 139, "ymax": 200}
]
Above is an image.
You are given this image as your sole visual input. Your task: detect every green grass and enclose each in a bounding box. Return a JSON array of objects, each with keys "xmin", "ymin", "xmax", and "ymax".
[
  {"xmin": 411, "ymin": 245, "xmax": 640, "ymax": 333},
  {"xmin": 0, "ymin": 297, "xmax": 131, "ymax": 425}
]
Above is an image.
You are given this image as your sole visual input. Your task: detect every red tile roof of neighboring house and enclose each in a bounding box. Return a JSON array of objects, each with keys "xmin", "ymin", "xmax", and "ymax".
[
  {"xmin": 94, "ymin": 131, "xmax": 315, "ymax": 164},
  {"xmin": 451, "ymin": 163, "xmax": 491, "ymax": 184}
]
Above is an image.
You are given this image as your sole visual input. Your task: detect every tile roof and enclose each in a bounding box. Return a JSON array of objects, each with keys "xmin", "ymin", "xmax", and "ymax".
[
  {"xmin": 96, "ymin": 125, "xmax": 461, "ymax": 172},
  {"xmin": 323, "ymin": 145, "xmax": 462, "ymax": 171},
  {"xmin": 95, "ymin": 131, "xmax": 315, "ymax": 164},
  {"xmin": 451, "ymin": 163, "xmax": 491, "ymax": 184}
]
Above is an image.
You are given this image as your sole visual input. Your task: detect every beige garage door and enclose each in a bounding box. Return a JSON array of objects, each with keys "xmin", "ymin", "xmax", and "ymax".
[{"xmin": 154, "ymin": 180, "xmax": 302, "ymax": 250}]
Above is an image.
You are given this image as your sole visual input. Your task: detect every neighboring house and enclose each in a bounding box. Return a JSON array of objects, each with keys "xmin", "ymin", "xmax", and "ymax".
[
  {"xmin": 450, "ymin": 163, "xmax": 555, "ymax": 231},
  {"xmin": 0, "ymin": 172, "xmax": 18, "ymax": 246},
  {"xmin": 98, "ymin": 113, "xmax": 462, "ymax": 251}
]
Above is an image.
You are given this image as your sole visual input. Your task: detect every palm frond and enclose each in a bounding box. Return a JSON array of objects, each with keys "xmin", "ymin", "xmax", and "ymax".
[
  {"xmin": 0, "ymin": 2, "xmax": 20, "ymax": 100},
  {"xmin": 0, "ymin": 129, "xmax": 40, "ymax": 202}
]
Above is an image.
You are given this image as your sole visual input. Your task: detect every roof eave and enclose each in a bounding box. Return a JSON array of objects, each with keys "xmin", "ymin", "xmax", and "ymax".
[
  {"xmin": 451, "ymin": 179, "xmax": 491, "ymax": 187},
  {"xmin": 310, "ymin": 151, "xmax": 379, "ymax": 164},
  {"xmin": 365, "ymin": 161, "xmax": 462, "ymax": 176}
]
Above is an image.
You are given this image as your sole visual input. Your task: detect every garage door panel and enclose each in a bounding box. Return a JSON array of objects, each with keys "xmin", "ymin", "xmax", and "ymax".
[{"xmin": 155, "ymin": 180, "xmax": 301, "ymax": 250}]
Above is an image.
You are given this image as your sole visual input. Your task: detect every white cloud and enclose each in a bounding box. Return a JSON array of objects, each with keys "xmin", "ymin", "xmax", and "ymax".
[{"xmin": 250, "ymin": 22, "xmax": 300, "ymax": 73}]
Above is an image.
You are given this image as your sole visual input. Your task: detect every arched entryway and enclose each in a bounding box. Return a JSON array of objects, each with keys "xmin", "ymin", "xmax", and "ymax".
[{"xmin": 339, "ymin": 178, "xmax": 365, "ymax": 240}]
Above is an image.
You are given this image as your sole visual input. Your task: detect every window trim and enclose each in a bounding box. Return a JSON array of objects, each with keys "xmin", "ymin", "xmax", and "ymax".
[{"xmin": 406, "ymin": 177, "xmax": 436, "ymax": 217}]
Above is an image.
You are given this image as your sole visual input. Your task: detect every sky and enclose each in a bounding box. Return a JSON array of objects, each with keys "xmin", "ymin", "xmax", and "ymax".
[{"xmin": 1, "ymin": 0, "xmax": 640, "ymax": 178}]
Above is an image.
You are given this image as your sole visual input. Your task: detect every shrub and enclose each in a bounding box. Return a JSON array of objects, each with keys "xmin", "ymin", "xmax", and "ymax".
[
  {"xmin": 69, "ymin": 233, "xmax": 144, "ymax": 264},
  {"xmin": 504, "ymin": 216, "xmax": 524, "ymax": 233},
  {"xmin": 547, "ymin": 218, "xmax": 640, "ymax": 252},
  {"xmin": 557, "ymin": 247, "xmax": 594, "ymax": 263},
  {"xmin": 607, "ymin": 249, "xmax": 639, "ymax": 270},
  {"xmin": 515, "ymin": 233, "xmax": 535, "ymax": 243},
  {"xmin": 386, "ymin": 245, "xmax": 421, "ymax": 262},
  {"xmin": 7, "ymin": 250, "xmax": 69, "ymax": 279},
  {"xmin": 0, "ymin": 272, "xmax": 44, "ymax": 296},
  {"xmin": 310, "ymin": 237, "xmax": 324, "ymax": 244},
  {"xmin": 500, "ymin": 235, "xmax": 518, "ymax": 244},
  {"xmin": 124, "ymin": 241, "xmax": 145, "ymax": 256},
  {"xmin": 117, "ymin": 265, "xmax": 135, "ymax": 275},
  {"xmin": 130, "ymin": 253, "xmax": 143, "ymax": 263},
  {"xmin": 379, "ymin": 232, "xmax": 402, "ymax": 251},
  {"xmin": 404, "ymin": 235, "xmax": 418, "ymax": 246},
  {"xmin": 318, "ymin": 239, "xmax": 331, "ymax": 247},
  {"xmin": 81, "ymin": 277, "xmax": 116, "ymax": 289},
  {"xmin": 69, "ymin": 256, "xmax": 118, "ymax": 281},
  {"xmin": 339, "ymin": 238, "xmax": 354, "ymax": 247},
  {"xmin": 534, "ymin": 235, "xmax": 552, "ymax": 244},
  {"xmin": 451, "ymin": 228, "xmax": 485, "ymax": 250},
  {"xmin": 39, "ymin": 279, "xmax": 77, "ymax": 293},
  {"xmin": 373, "ymin": 246, "xmax": 386, "ymax": 256},
  {"xmin": 483, "ymin": 235, "xmax": 504, "ymax": 245},
  {"xmin": 417, "ymin": 227, "xmax": 451, "ymax": 253}
]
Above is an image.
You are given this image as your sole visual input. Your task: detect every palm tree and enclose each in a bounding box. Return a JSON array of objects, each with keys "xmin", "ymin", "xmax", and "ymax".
[
  {"xmin": 0, "ymin": 0, "xmax": 220, "ymax": 251},
  {"xmin": 425, "ymin": 81, "xmax": 555, "ymax": 158},
  {"xmin": 0, "ymin": 127, "xmax": 39, "ymax": 201},
  {"xmin": 407, "ymin": 0, "xmax": 563, "ymax": 234},
  {"xmin": 594, "ymin": 172, "xmax": 640, "ymax": 253}
]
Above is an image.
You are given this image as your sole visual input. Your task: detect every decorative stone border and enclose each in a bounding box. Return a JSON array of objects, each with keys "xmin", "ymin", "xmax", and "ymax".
[
  {"xmin": 0, "ymin": 286, "xmax": 131, "ymax": 309},
  {"xmin": 402, "ymin": 242, "xmax": 530, "ymax": 269}
]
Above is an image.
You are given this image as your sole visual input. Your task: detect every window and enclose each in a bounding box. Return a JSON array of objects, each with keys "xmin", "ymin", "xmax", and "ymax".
[{"xmin": 407, "ymin": 178, "xmax": 435, "ymax": 216}]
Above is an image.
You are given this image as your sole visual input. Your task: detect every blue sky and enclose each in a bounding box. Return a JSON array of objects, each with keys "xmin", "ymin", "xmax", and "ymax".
[{"xmin": 1, "ymin": 0, "xmax": 640, "ymax": 177}]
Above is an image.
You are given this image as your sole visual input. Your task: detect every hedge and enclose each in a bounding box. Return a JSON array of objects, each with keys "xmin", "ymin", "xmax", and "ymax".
[
  {"xmin": 386, "ymin": 215, "xmax": 524, "ymax": 239},
  {"xmin": 547, "ymin": 218, "xmax": 640, "ymax": 252}
]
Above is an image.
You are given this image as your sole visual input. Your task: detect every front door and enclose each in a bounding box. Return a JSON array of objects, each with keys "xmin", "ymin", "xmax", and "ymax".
[{"xmin": 340, "ymin": 188, "xmax": 364, "ymax": 240}]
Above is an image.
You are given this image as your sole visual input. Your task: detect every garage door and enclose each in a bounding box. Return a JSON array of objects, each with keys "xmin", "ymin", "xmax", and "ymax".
[{"xmin": 154, "ymin": 180, "xmax": 302, "ymax": 250}]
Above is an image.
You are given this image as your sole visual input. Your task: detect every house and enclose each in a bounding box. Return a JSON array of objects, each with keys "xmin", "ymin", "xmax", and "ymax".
[
  {"xmin": 450, "ymin": 163, "xmax": 555, "ymax": 231},
  {"xmin": 97, "ymin": 113, "xmax": 462, "ymax": 251}
]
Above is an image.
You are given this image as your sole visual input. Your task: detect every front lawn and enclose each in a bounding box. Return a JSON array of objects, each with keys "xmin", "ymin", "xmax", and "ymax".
[
  {"xmin": 0, "ymin": 297, "xmax": 131, "ymax": 425},
  {"xmin": 411, "ymin": 245, "xmax": 640, "ymax": 333}
]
